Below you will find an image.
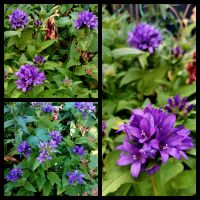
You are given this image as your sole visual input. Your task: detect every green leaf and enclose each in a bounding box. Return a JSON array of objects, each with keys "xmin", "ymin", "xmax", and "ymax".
[
  {"xmin": 176, "ymin": 84, "xmax": 196, "ymax": 98},
  {"xmin": 27, "ymin": 135, "xmax": 40, "ymax": 147},
  {"xmin": 4, "ymin": 119, "xmax": 14, "ymax": 128},
  {"xmin": 16, "ymin": 116, "xmax": 29, "ymax": 134},
  {"xmin": 35, "ymin": 127, "xmax": 50, "ymax": 141},
  {"xmin": 57, "ymin": 17, "xmax": 71, "ymax": 27},
  {"xmin": 57, "ymin": 185, "xmax": 65, "ymax": 195},
  {"xmin": 47, "ymin": 172, "xmax": 61, "ymax": 186},
  {"xmin": 116, "ymin": 100, "xmax": 139, "ymax": 112},
  {"xmin": 37, "ymin": 39, "xmax": 57, "ymax": 53},
  {"xmin": 36, "ymin": 177, "xmax": 46, "ymax": 192},
  {"xmin": 16, "ymin": 30, "xmax": 33, "ymax": 50},
  {"xmin": 27, "ymin": 44, "xmax": 36, "ymax": 58},
  {"xmin": 63, "ymin": 138, "xmax": 74, "ymax": 147},
  {"xmin": 24, "ymin": 182, "xmax": 37, "ymax": 192},
  {"xmin": 171, "ymin": 170, "xmax": 196, "ymax": 189},
  {"xmin": 4, "ymin": 30, "xmax": 21, "ymax": 38},
  {"xmin": 103, "ymin": 163, "xmax": 134, "ymax": 196},
  {"xmin": 112, "ymin": 47, "xmax": 144, "ymax": 58},
  {"xmin": 43, "ymin": 182, "xmax": 52, "ymax": 196},
  {"xmin": 120, "ymin": 68, "xmax": 143, "ymax": 87},
  {"xmin": 184, "ymin": 119, "xmax": 196, "ymax": 132},
  {"xmin": 32, "ymin": 159, "xmax": 40, "ymax": 171}
]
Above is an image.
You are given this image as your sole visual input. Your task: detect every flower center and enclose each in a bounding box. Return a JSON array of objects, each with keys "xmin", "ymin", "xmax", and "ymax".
[
  {"xmin": 132, "ymin": 155, "xmax": 137, "ymax": 160},
  {"xmin": 141, "ymin": 130, "xmax": 147, "ymax": 138},
  {"xmin": 161, "ymin": 143, "xmax": 168, "ymax": 150}
]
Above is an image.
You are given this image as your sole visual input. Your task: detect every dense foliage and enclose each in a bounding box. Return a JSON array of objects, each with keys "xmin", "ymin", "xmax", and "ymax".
[
  {"xmin": 4, "ymin": 4, "xmax": 98, "ymax": 98},
  {"xmin": 102, "ymin": 4, "xmax": 196, "ymax": 196},
  {"xmin": 4, "ymin": 102, "xmax": 98, "ymax": 196}
]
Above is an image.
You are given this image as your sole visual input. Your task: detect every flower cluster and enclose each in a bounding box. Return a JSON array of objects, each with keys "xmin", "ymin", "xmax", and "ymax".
[
  {"xmin": 17, "ymin": 141, "xmax": 32, "ymax": 157},
  {"xmin": 128, "ymin": 23, "xmax": 162, "ymax": 53},
  {"xmin": 37, "ymin": 141, "xmax": 57, "ymax": 163},
  {"xmin": 33, "ymin": 55, "xmax": 46, "ymax": 66},
  {"xmin": 171, "ymin": 46, "xmax": 184, "ymax": 58},
  {"xmin": 15, "ymin": 64, "xmax": 46, "ymax": 93},
  {"xmin": 50, "ymin": 130, "xmax": 62, "ymax": 145},
  {"xmin": 74, "ymin": 102, "xmax": 96, "ymax": 116},
  {"xmin": 164, "ymin": 94, "xmax": 193, "ymax": 119},
  {"xmin": 67, "ymin": 170, "xmax": 85, "ymax": 185},
  {"xmin": 5, "ymin": 167, "xmax": 23, "ymax": 182},
  {"xmin": 8, "ymin": 9, "xmax": 28, "ymax": 30},
  {"xmin": 116, "ymin": 104, "xmax": 193, "ymax": 178},
  {"xmin": 42, "ymin": 104, "xmax": 54, "ymax": 113},
  {"xmin": 74, "ymin": 10, "xmax": 98, "ymax": 29},
  {"xmin": 34, "ymin": 19, "xmax": 42, "ymax": 27},
  {"xmin": 37, "ymin": 130, "xmax": 62, "ymax": 163},
  {"xmin": 72, "ymin": 145, "xmax": 85, "ymax": 156}
]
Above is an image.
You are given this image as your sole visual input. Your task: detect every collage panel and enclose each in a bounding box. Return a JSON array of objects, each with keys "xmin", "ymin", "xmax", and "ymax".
[
  {"xmin": 4, "ymin": 4, "xmax": 98, "ymax": 98},
  {"xmin": 102, "ymin": 4, "xmax": 196, "ymax": 196},
  {"xmin": 4, "ymin": 102, "xmax": 98, "ymax": 196}
]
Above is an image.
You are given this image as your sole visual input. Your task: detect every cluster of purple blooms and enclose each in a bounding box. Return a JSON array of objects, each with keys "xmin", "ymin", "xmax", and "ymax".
[
  {"xmin": 17, "ymin": 141, "xmax": 32, "ymax": 157},
  {"xmin": 116, "ymin": 103, "xmax": 193, "ymax": 178},
  {"xmin": 15, "ymin": 64, "xmax": 45, "ymax": 93},
  {"xmin": 72, "ymin": 145, "xmax": 85, "ymax": 156},
  {"xmin": 37, "ymin": 130, "xmax": 62, "ymax": 163},
  {"xmin": 31, "ymin": 102, "xmax": 44, "ymax": 107},
  {"xmin": 74, "ymin": 10, "xmax": 98, "ymax": 29},
  {"xmin": 164, "ymin": 94, "xmax": 193, "ymax": 119},
  {"xmin": 74, "ymin": 102, "xmax": 96, "ymax": 117},
  {"xmin": 42, "ymin": 104, "xmax": 54, "ymax": 113},
  {"xmin": 8, "ymin": 9, "xmax": 28, "ymax": 30},
  {"xmin": 171, "ymin": 46, "xmax": 185, "ymax": 58},
  {"xmin": 5, "ymin": 167, "xmax": 23, "ymax": 182},
  {"xmin": 128, "ymin": 23, "xmax": 162, "ymax": 53},
  {"xmin": 33, "ymin": 55, "xmax": 46, "ymax": 66},
  {"xmin": 34, "ymin": 19, "xmax": 42, "ymax": 27},
  {"xmin": 67, "ymin": 170, "xmax": 85, "ymax": 185}
]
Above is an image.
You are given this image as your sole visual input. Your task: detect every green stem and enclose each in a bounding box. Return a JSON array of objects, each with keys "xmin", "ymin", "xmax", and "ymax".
[{"xmin": 151, "ymin": 175, "xmax": 159, "ymax": 196}]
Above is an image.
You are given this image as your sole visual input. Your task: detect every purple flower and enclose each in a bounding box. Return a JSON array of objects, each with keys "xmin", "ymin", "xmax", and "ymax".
[
  {"xmin": 165, "ymin": 94, "xmax": 194, "ymax": 119},
  {"xmin": 147, "ymin": 164, "xmax": 160, "ymax": 175},
  {"xmin": 31, "ymin": 102, "xmax": 44, "ymax": 107},
  {"xmin": 42, "ymin": 104, "xmax": 54, "ymax": 113},
  {"xmin": 116, "ymin": 104, "xmax": 193, "ymax": 178},
  {"xmin": 50, "ymin": 130, "xmax": 62, "ymax": 145},
  {"xmin": 67, "ymin": 170, "xmax": 85, "ymax": 185},
  {"xmin": 102, "ymin": 121, "xmax": 106, "ymax": 136},
  {"xmin": 17, "ymin": 141, "xmax": 32, "ymax": 157},
  {"xmin": 74, "ymin": 102, "xmax": 96, "ymax": 116},
  {"xmin": 128, "ymin": 23, "xmax": 162, "ymax": 53},
  {"xmin": 37, "ymin": 141, "xmax": 56, "ymax": 163},
  {"xmin": 8, "ymin": 9, "xmax": 28, "ymax": 30},
  {"xmin": 5, "ymin": 167, "xmax": 22, "ymax": 182},
  {"xmin": 171, "ymin": 46, "xmax": 184, "ymax": 58},
  {"xmin": 72, "ymin": 145, "xmax": 85, "ymax": 156},
  {"xmin": 74, "ymin": 10, "xmax": 98, "ymax": 29},
  {"xmin": 33, "ymin": 55, "xmax": 46, "ymax": 66},
  {"xmin": 15, "ymin": 64, "xmax": 46, "ymax": 93},
  {"xmin": 34, "ymin": 19, "xmax": 42, "ymax": 27}
]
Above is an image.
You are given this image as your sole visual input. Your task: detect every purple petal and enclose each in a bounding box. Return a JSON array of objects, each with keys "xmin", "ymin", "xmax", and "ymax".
[
  {"xmin": 133, "ymin": 109, "xmax": 144, "ymax": 116},
  {"xmin": 174, "ymin": 94, "xmax": 180, "ymax": 106},
  {"xmin": 163, "ymin": 115, "xmax": 176, "ymax": 129},
  {"xmin": 140, "ymin": 118, "xmax": 149, "ymax": 133},
  {"xmin": 117, "ymin": 154, "xmax": 133, "ymax": 166},
  {"xmin": 166, "ymin": 147, "xmax": 181, "ymax": 160},
  {"xmin": 116, "ymin": 145, "xmax": 124, "ymax": 151},
  {"xmin": 160, "ymin": 151, "xmax": 169, "ymax": 163},
  {"xmin": 124, "ymin": 125, "xmax": 141, "ymax": 138},
  {"xmin": 150, "ymin": 139, "xmax": 160, "ymax": 149},
  {"xmin": 131, "ymin": 161, "xmax": 141, "ymax": 178},
  {"xmin": 123, "ymin": 140, "xmax": 138, "ymax": 154}
]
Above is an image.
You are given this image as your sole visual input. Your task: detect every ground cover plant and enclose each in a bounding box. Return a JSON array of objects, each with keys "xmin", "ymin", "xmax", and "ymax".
[
  {"xmin": 102, "ymin": 4, "xmax": 196, "ymax": 196},
  {"xmin": 4, "ymin": 102, "xmax": 98, "ymax": 196},
  {"xmin": 4, "ymin": 4, "xmax": 98, "ymax": 98}
]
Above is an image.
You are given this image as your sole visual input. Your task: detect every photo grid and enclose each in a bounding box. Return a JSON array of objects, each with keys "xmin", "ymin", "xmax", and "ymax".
[{"xmin": 3, "ymin": 3, "xmax": 196, "ymax": 197}]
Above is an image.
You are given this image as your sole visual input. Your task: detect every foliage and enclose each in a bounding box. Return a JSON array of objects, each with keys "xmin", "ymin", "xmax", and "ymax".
[
  {"xmin": 4, "ymin": 4, "xmax": 98, "ymax": 98},
  {"xmin": 102, "ymin": 4, "xmax": 196, "ymax": 196},
  {"xmin": 4, "ymin": 102, "xmax": 98, "ymax": 196}
]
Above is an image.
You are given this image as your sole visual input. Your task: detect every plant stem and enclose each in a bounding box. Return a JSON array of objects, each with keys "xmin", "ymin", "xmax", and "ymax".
[{"xmin": 151, "ymin": 175, "xmax": 159, "ymax": 196}]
